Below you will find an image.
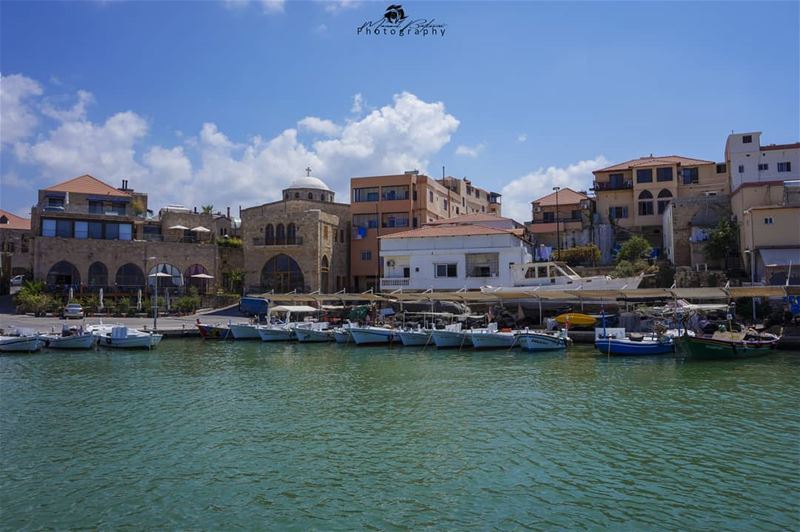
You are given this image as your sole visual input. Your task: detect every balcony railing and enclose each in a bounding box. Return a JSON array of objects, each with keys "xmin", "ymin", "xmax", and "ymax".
[
  {"xmin": 251, "ymin": 236, "xmax": 304, "ymax": 246},
  {"xmin": 35, "ymin": 204, "xmax": 145, "ymax": 218},
  {"xmin": 380, "ymin": 277, "xmax": 410, "ymax": 288},
  {"xmin": 593, "ymin": 181, "xmax": 633, "ymax": 191}
]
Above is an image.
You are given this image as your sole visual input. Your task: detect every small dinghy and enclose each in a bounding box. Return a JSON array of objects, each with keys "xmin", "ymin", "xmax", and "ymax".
[{"xmin": 40, "ymin": 325, "xmax": 96, "ymax": 349}]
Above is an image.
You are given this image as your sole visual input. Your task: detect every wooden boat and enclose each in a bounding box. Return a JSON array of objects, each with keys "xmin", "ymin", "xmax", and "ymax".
[
  {"xmin": 348, "ymin": 325, "xmax": 397, "ymax": 345},
  {"xmin": 397, "ymin": 327, "xmax": 432, "ymax": 347},
  {"xmin": 516, "ymin": 329, "xmax": 569, "ymax": 351},
  {"xmin": 196, "ymin": 320, "xmax": 232, "ymax": 340},
  {"xmin": 0, "ymin": 334, "xmax": 41, "ymax": 353},
  {"xmin": 677, "ymin": 329, "xmax": 780, "ymax": 360},
  {"xmin": 594, "ymin": 327, "xmax": 673, "ymax": 356},
  {"xmin": 40, "ymin": 329, "xmax": 96, "ymax": 349},
  {"xmin": 555, "ymin": 312, "xmax": 596, "ymax": 328}
]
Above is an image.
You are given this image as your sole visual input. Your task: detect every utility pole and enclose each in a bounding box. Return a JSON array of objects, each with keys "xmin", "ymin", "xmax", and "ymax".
[{"xmin": 553, "ymin": 186, "xmax": 561, "ymax": 258}]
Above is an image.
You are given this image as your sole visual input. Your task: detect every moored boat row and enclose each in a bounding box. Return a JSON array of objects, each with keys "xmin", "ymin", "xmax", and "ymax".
[{"xmin": 0, "ymin": 323, "xmax": 162, "ymax": 352}]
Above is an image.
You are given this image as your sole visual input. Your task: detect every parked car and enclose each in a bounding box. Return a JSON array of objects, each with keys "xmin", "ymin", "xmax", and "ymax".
[
  {"xmin": 62, "ymin": 303, "xmax": 85, "ymax": 319},
  {"xmin": 10, "ymin": 275, "xmax": 25, "ymax": 286}
]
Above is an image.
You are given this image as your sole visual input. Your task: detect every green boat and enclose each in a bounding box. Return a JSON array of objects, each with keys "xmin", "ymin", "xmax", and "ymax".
[{"xmin": 677, "ymin": 330, "xmax": 780, "ymax": 360}]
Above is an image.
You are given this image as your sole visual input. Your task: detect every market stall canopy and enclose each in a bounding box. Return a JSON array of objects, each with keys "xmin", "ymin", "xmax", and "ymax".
[{"xmin": 270, "ymin": 305, "xmax": 319, "ymax": 313}]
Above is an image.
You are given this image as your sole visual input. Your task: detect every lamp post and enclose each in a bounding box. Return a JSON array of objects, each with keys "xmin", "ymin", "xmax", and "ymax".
[
  {"xmin": 553, "ymin": 186, "xmax": 561, "ymax": 258},
  {"xmin": 147, "ymin": 256, "xmax": 158, "ymax": 331}
]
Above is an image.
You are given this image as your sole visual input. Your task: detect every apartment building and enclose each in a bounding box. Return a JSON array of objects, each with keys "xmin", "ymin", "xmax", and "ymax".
[
  {"xmin": 725, "ymin": 132, "xmax": 800, "ymax": 279},
  {"xmin": 526, "ymin": 188, "xmax": 594, "ymax": 251},
  {"xmin": 0, "ymin": 210, "xmax": 32, "ymax": 287},
  {"xmin": 29, "ymin": 174, "xmax": 234, "ymax": 295},
  {"xmin": 592, "ymin": 155, "xmax": 729, "ymax": 258},
  {"xmin": 349, "ymin": 171, "xmax": 501, "ymax": 291}
]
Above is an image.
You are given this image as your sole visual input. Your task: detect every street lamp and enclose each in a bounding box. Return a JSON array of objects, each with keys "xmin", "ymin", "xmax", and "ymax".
[
  {"xmin": 553, "ymin": 186, "xmax": 561, "ymax": 258},
  {"xmin": 147, "ymin": 256, "xmax": 170, "ymax": 331}
]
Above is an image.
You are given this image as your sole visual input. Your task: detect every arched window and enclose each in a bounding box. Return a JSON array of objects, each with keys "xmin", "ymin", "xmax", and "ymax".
[
  {"xmin": 147, "ymin": 263, "xmax": 183, "ymax": 289},
  {"xmin": 260, "ymin": 254, "xmax": 305, "ymax": 293},
  {"xmin": 320, "ymin": 256, "xmax": 330, "ymax": 293},
  {"xmin": 287, "ymin": 223, "xmax": 297, "ymax": 245},
  {"xmin": 308, "ymin": 192, "xmax": 313, "ymax": 200},
  {"xmin": 276, "ymin": 224, "xmax": 286, "ymax": 245},
  {"xmin": 657, "ymin": 189, "xmax": 673, "ymax": 215},
  {"xmin": 265, "ymin": 224, "xmax": 275, "ymax": 245},
  {"xmin": 115, "ymin": 263, "xmax": 145, "ymax": 289},
  {"xmin": 184, "ymin": 264, "xmax": 210, "ymax": 292},
  {"xmin": 638, "ymin": 190, "xmax": 654, "ymax": 216},
  {"xmin": 47, "ymin": 261, "xmax": 80, "ymax": 288},
  {"xmin": 88, "ymin": 261, "xmax": 108, "ymax": 289},
  {"xmin": 294, "ymin": 192, "xmax": 300, "ymax": 199}
]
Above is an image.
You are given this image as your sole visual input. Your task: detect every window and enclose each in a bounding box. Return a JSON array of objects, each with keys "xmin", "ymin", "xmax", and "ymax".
[
  {"xmin": 276, "ymin": 224, "xmax": 286, "ymax": 245},
  {"xmin": 681, "ymin": 167, "xmax": 699, "ymax": 184},
  {"xmin": 764, "ymin": 217, "xmax": 774, "ymax": 225},
  {"xmin": 571, "ymin": 209, "xmax": 581, "ymax": 220},
  {"xmin": 609, "ymin": 173, "xmax": 625, "ymax": 187},
  {"xmin": 758, "ymin": 163, "xmax": 768, "ymax": 171},
  {"xmin": 110, "ymin": 202, "xmax": 126, "ymax": 215},
  {"xmin": 412, "ymin": 217, "xmax": 418, "ymax": 228},
  {"xmin": 89, "ymin": 221, "xmax": 103, "ymax": 239},
  {"xmin": 716, "ymin": 163, "xmax": 727, "ymax": 174},
  {"xmin": 75, "ymin": 221, "xmax": 88, "ymax": 239},
  {"xmin": 56, "ymin": 219, "xmax": 73, "ymax": 238},
  {"xmin": 353, "ymin": 187, "xmax": 380, "ymax": 202},
  {"xmin": 308, "ymin": 193, "xmax": 314, "ymax": 200},
  {"xmin": 105, "ymin": 223, "xmax": 119, "ymax": 240},
  {"xmin": 42, "ymin": 219, "xmax": 56, "ymax": 237},
  {"xmin": 88, "ymin": 201, "xmax": 103, "ymax": 214},
  {"xmin": 656, "ymin": 167, "xmax": 673, "ymax": 182},
  {"xmin": 429, "ymin": 190, "xmax": 434, "ymax": 202},
  {"xmin": 778, "ymin": 162, "xmax": 792, "ymax": 172},
  {"xmin": 455, "ymin": 207, "xmax": 459, "ymax": 215},
  {"xmin": 609, "ymin": 206, "xmax": 628, "ymax": 219},
  {"xmin": 353, "ymin": 214, "xmax": 379, "ymax": 229},
  {"xmin": 47, "ymin": 197, "xmax": 64, "ymax": 209},
  {"xmin": 466, "ymin": 253, "xmax": 498, "ymax": 278},
  {"xmin": 636, "ymin": 169, "xmax": 653, "ymax": 183},
  {"xmin": 381, "ymin": 186, "xmax": 409, "ymax": 200},
  {"xmin": 743, "ymin": 135, "xmax": 752, "ymax": 144},
  {"xmin": 119, "ymin": 223, "xmax": 132, "ymax": 240},
  {"xmin": 287, "ymin": 223, "xmax": 298, "ymax": 244},
  {"xmin": 435, "ymin": 263, "xmax": 457, "ymax": 278},
  {"xmin": 360, "ymin": 250, "xmax": 372, "ymax": 261},
  {"xmin": 265, "ymin": 224, "xmax": 275, "ymax": 245},
  {"xmin": 656, "ymin": 189, "xmax": 673, "ymax": 214},
  {"xmin": 443, "ymin": 199, "xmax": 448, "ymax": 210},
  {"xmin": 543, "ymin": 212, "xmax": 555, "ymax": 223},
  {"xmin": 738, "ymin": 165, "xmax": 744, "ymax": 173},
  {"xmin": 638, "ymin": 190, "xmax": 654, "ymax": 216},
  {"xmin": 339, "ymin": 229, "xmax": 344, "ymax": 243},
  {"xmin": 382, "ymin": 213, "xmax": 409, "ymax": 228}
]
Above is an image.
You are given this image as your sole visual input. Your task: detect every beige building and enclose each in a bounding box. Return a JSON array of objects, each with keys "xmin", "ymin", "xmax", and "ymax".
[
  {"xmin": 29, "ymin": 174, "xmax": 236, "ymax": 297},
  {"xmin": 526, "ymin": 188, "xmax": 594, "ymax": 252},
  {"xmin": 241, "ymin": 174, "xmax": 350, "ymax": 293},
  {"xmin": 593, "ymin": 155, "xmax": 729, "ymax": 258},
  {"xmin": 741, "ymin": 202, "xmax": 800, "ymax": 285},
  {"xmin": 349, "ymin": 171, "xmax": 500, "ymax": 291},
  {"xmin": 0, "ymin": 210, "xmax": 33, "ymax": 290}
]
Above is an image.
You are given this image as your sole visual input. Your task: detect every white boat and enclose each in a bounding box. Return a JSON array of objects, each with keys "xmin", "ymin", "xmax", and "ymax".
[
  {"xmin": 87, "ymin": 324, "xmax": 162, "ymax": 349},
  {"xmin": 294, "ymin": 322, "xmax": 334, "ymax": 343},
  {"xmin": 431, "ymin": 323, "xmax": 473, "ymax": 348},
  {"xmin": 257, "ymin": 305, "xmax": 320, "ymax": 342},
  {"xmin": 516, "ymin": 329, "xmax": 569, "ymax": 351},
  {"xmin": 483, "ymin": 261, "xmax": 642, "ymax": 292},
  {"xmin": 0, "ymin": 333, "xmax": 42, "ymax": 353},
  {"xmin": 348, "ymin": 325, "xmax": 397, "ymax": 345},
  {"xmin": 333, "ymin": 326, "xmax": 352, "ymax": 343},
  {"xmin": 229, "ymin": 323, "xmax": 262, "ymax": 339},
  {"xmin": 397, "ymin": 327, "xmax": 432, "ymax": 347},
  {"xmin": 257, "ymin": 324, "xmax": 294, "ymax": 342},
  {"xmin": 470, "ymin": 324, "xmax": 517, "ymax": 349},
  {"xmin": 40, "ymin": 329, "xmax": 97, "ymax": 349}
]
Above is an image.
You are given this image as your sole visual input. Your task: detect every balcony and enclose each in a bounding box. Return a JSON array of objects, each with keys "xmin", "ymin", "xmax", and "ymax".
[
  {"xmin": 251, "ymin": 236, "xmax": 304, "ymax": 246},
  {"xmin": 380, "ymin": 277, "xmax": 410, "ymax": 288},
  {"xmin": 35, "ymin": 204, "xmax": 144, "ymax": 218},
  {"xmin": 593, "ymin": 180, "xmax": 633, "ymax": 191}
]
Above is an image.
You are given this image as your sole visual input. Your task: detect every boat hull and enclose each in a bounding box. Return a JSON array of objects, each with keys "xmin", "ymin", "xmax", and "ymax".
[
  {"xmin": 229, "ymin": 323, "xmax": 261, "ymax": 340},
  {"xmin": 517, "ymin": 332, "xmax": 567, "ymax": 351},
  {"xmin": 41, "ymin": 333, "xmax": 96, "ymax": 349},
  {"xmin": 196, "ymin": 324, "xmax": 232, "ymax": 340},
  {"xmin": 595, "ymin": 338, "xmax": 673, "ymax": 356},
  {"xmin": 470, "ymin": 332, "xmax": 516, "ymax": 349},
  {"xmin": 96, "ymin": 333, "xmax": 162, "ymax": 349},
  {"xmin": 333, "ymin": 329, "xmax": 351, "ymax": 343},
  {"xmin": 677, "ymin": 335, "xmax": 775, "ymax": 360},
  {"xmin": 295, "ymin": 328, "xmax": 334, "ymax": 343},
  {"xmin": 348, "ymin": 327, "xmax": 396, "ymax": 345},
  {"xmin": 432, "ymin": 329, "xmax": 472, "ymax": 348},
  {"xmin": 0, "ymin": 336, "xmax": 42, "ymax": 353},
  {"xmin": 258, "ymin": 327, "xmax": 294, "ymax": 342},
  {"xmin": 398, "ymin": 330, "xmax": 432, "ymax": 346}
]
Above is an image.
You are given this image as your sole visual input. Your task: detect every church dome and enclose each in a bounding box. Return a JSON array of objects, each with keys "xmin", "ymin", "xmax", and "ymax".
[{"xmin": 287, "ymin": 175, "xmax": 331, "ymax": 191}]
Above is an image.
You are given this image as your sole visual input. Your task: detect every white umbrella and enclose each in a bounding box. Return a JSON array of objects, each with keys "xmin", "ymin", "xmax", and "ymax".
[
  {"xmin": 168, "ymin": 225, "xmax": 189, "ymax": 230},
  {"xmin": 137, "ymin": 289, "xmax": 142, "ymax": 311},
  {"xmin": 99, "ymin": 288, "xmax": 104, "ymax": 310},
  {"xmin": 190, "ymin": 226, "xmax": 211, "ymax": 233},
  {"xmin": 68, "ymin": 286, "xmax": 74, "ymax": 301},
  {"xmin": 148, "ymin": 272, "xmax": 172, "ymax": 278},
  {"xmin": 190, "ymin": 273, "xmax": 214, "ymax": 279}
]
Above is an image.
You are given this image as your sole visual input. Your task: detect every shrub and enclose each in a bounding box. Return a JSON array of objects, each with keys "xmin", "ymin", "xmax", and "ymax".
[
  {"xmin": 554, "ymin": 245, "xmax": 600, "ymax": 266},
  {"xmin": 175, "ymin": 294, "xmax": 201, "ymax": 314},
  {"xmin": 611, "ymin": 259, "xmax": 649, "ymax": 278},
  {"xmin": 616, "ymin": 236, "xmax": 652, "ymax": 263},
  {"xmin": 217, "ymin": 237, "xmax": 242, "ymax": 248}
]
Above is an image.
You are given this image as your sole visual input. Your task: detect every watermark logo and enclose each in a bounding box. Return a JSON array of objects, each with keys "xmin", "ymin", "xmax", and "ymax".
[{"xmin": 357, "ymin": 4, "xmax": 446, "ymax": 38}]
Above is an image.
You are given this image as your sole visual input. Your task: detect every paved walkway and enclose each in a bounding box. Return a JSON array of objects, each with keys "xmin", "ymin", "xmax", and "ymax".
[{"xmin": 0, "ymin": 312, "xmax": 208, "ymax": 335}]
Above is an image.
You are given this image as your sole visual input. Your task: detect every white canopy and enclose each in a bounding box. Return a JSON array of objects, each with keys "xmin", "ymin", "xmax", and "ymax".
[
  {"xmin": 191, "ymin": 273, "xmax": 214, "ymax": 279},
  {"xmin": 270, "ymin": 305, "xmax": 318, "ymax": 313},
  {"xmin": 190, "ymin": 226, "xmax": 211, "ymax": 233},
  {"xmin": 149, "ymin": 272, "xmax": 173, "ymax": 278},
  {"xmin": 168, "ymin": 225, "xmax": 189, "ymax": 230}
]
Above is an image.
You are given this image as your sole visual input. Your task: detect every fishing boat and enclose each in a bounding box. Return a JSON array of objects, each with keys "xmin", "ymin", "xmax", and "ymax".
[
  {"xmin": 257, "ymin": 323, "xmax": 294, "ymax": 342},
  {"xmin": 431, "ymin": 323, "xmax": 473, "ymax": 348},
  {"xmin": 229, "ymin": 322, "xmax": 262, "ymax": 340},
  {"xmin": 348, "ymin": 325, "xmax": 397, "ymax": 345},
  {"xmin": 677, "ymin": 329, "xmax": 780, "ymax": 360},
  {"xmin": 470, "ymin": 323, "xmax": 517, "ymax": 349},
  {"xmin": 294, "ymin": 322, "xmax": 334, "ymax": 343},
  {"xmin": 554, "ymin": 312, "xmax": 596, "ymax": 328},
  {"xmin": 397, "ymin": 326, "xmax": 432, "ymax": 347},
  {"xmin": 40, "ymin": 326, "xmax": 96, "ymax": 349},
  {"xmin": 0, "ymin": 332, "xmax": 42, "ymax": 353},
  {"xmin": 516, "ymin": 329, "xmax": 570, "ymax": 351},
  {"xmin": 333, "ymin": 325, "xmax": 352, "ymax": 343},
  {"xmin": 594, "ymin": 327, "xmax": 673, "ymax": 356},
  {"xmin": 257, "ymin": 305, "xmax": 320, "ymax": 342},
  {"xmin": 195, "ymin": 319, "xmax": 232, "ymax": 340},
  {"xmin": 87, "ymin": 324, "xmax": 162, "ymax": 349}
]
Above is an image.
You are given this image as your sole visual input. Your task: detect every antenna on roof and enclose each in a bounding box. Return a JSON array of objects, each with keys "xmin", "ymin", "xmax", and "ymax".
[{"xmin": 442, "ymin": 165, "xmax": 445, "ymax": 179}]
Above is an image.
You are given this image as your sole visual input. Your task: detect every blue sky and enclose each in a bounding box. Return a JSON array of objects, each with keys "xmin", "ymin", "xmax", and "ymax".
[{"xmin": 1, "ymin": 0, "xmax": 798, "ymax": 221}]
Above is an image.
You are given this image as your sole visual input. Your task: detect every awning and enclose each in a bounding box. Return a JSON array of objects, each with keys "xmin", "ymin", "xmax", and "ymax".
[
  {"xmin": 270, "ymin": 305, "xmax": 319, "ymax": 313},
  {"xmin": 148, "ymin": 272, "xmax": 172, "ymax": 278},
  {"xmin": 168, "ymin": 225, "xmax": 189, "ymax": 230},
  {"xmin": 191, "ymin": 226, "xmax": 211, "ymax": 233},
  {"xmin": 759, "ymin": 248, "xmax": 800, "ymax": 268},
  {"xmin": 191, "ymin": 273, "xmax": 214, "ymax": 279}
]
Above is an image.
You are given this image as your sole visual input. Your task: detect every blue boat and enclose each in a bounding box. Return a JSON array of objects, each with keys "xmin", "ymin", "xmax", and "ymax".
[{"xmin": 594, "ymin": 309, "xmax": 673, "ymax": 356}]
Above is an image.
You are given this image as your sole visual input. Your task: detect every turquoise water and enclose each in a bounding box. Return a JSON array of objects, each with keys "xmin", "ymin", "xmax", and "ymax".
[{"xmin": 1, "ymin": 341, "xmax": 798, "ymax": 530}]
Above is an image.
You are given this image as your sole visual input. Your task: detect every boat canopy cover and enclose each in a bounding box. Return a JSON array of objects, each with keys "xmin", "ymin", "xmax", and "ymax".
[{"xmin": 270, "ymin": 305, "xmax": 318, "ymax": 313}]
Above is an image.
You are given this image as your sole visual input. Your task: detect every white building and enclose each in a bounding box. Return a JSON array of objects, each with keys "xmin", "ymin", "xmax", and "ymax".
[
  {"xmin": 726, "ymin": 131, "xmax": 800, "ymax": 191},
  {"xmin": 378, "ymin": 214, "xmax": 533, "ymax": 291}
]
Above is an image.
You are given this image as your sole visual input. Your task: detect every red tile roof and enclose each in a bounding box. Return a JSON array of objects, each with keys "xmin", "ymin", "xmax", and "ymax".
[
  {"xmin": 594, "ymin": 155, "xmax": 715, "ymax": 173},
  {"xmin": 380, "ymin": 224, "xmax": 518, "ymax": 239},
  {"xmin": 760, "ymin": 143, "xmax": 800, "ymax": 152},
  {"xmin": 44, "ymin": 174, "xmax": 130, "ymax": 197},
  {"xmin": 532, "ymin": 187, "xmax": 590, "ymax": 207},
  {"xmin": 427, "ymin": 213, "xmax": 512, "ymax": 225},
  {"xmin": 0, "ymin": 209, "xmax": 31, "ymax": 230}
]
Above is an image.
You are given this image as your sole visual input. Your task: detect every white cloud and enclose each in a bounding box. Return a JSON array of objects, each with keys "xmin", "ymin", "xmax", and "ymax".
[
  {"xmin": 324, "ymin": 0, "xmax": 361, "ymax": 13},
  {"xmin": 259, "ymin": 0, "xmax": 285, "ymax": 13},
  {"xmin": 517, "ymin": 133, "xmax": 527, "ymax": 143},
  {"xmin": 0, "ymin": 73, "xmax": 43, "ymax": 145},
  {"xmin": 501, "ymin": 156, "xmax": 609, "ymax": 223},
  {"xmin": 351, "ymin": 93, "xmax": 364, "ymax": 114},
  {"xmin": 455, "ymin": 143, "xmax": 484, "ymax": 158},
  {"xmin": 41, "ymin": 89, "xmax": 94, "ymax": 122},
  {"xmin": 298, "ymin": 116, "xmax": 341, "ymax": 136}
]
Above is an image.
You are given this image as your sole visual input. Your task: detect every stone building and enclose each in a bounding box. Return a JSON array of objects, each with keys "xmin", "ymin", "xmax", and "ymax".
[
  {"xmin": 526, "ymin": 188, "xmax": 595, "ymax": 253},
  {"xmin": 0, "ymin": 209, "xmax": 33, "ymax": 278},
  {"xmin": 662, "ymin": 195, "xmax": 732, "ymax": 269},
  {"xmin": 241, "ymin": 173, "xmax": 350, "ymax": 293}
]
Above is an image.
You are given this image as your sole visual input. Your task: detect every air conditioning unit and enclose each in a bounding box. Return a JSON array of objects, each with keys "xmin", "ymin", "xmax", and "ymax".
[
  {"xmin": 386, "ymin": 260, "xmax": 395, "ymax": 267},
  {"xmin": 534, "ymin": 206, "xmax": 542, "ymax": 213},
  {"xmin": 695, "ymin": 263, "xmax": 708, "ymax": 272}
]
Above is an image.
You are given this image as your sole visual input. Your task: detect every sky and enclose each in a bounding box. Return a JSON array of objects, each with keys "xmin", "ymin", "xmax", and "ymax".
[{"xmin": 1, "ymin": 0, "xmax": 798, "ymax": 222}]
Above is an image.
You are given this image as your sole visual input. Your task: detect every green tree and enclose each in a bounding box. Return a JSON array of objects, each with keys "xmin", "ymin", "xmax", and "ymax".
[
  {"xmin": 616, "ymin": 236, "xmax": 652, "ymax": 263},
  {"xmin": 704, "ymin": 218, "xmax": 738, "ymax": 269}
]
